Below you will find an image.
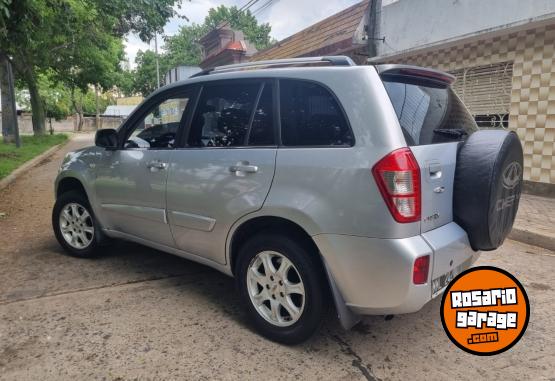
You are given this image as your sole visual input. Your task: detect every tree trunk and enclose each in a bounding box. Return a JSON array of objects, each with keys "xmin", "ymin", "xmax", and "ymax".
[
  {"xmin": 71, "ymin": 87, "xmax": 84, "ymax": 131},
  {"xmin": 0, "ymin": 55, "xmax": 18, "ymax": 144},
  {"xmin": 26, "ymin": 72, "xmax": 46, "ymax": 135}
]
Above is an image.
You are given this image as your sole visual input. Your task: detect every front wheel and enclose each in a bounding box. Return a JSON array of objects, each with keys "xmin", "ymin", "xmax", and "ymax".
[
  {"xmin": 52, "ymin": 190, "xmax": 102, "ymax": 258},
  {"xmin": 236, "ymin": 233, "xmax": 327, "ymax": 344}
]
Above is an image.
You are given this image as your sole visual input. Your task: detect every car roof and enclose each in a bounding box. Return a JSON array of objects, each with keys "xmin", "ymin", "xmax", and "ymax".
[{"xmin": 151, "ymin": 56, "xmax": 362, "ymax": 95}]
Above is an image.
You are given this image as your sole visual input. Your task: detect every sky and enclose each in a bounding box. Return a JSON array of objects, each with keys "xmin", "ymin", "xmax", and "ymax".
[{"xmin": 124, "ymin": 0, "xmax": 361, "ymax": 67}]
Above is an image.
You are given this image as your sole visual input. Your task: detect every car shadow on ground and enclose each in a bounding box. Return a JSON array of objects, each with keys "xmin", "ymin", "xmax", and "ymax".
[{"xmin": 23, "ymin": 237, "xmax": 445, "ymax": 354}]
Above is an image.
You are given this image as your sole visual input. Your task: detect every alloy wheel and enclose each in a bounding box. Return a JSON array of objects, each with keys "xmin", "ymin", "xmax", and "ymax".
[
  {"xmin": 246, "ymin": 251, "xmax": 305, "ymax": 327},
  {"xmin": 58, "ymin": 202, "xmax": 94, "ymax": 249}
]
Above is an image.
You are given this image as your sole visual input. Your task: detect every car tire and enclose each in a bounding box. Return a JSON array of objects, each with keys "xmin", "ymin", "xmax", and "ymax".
[
  {"xmin": 52, "ymin": 190, "xmax": 103, "ymax": 258},
  {"xmin": 236, "ymin": 232, "xmax": 327, "ymax": 345}
]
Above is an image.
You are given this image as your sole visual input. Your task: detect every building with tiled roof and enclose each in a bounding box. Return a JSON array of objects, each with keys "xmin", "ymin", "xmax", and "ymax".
[
  {"xmin": 251, "ymin": 0, "xmax": 369, "ymax": 63},
  {"xmin": 199, "ymin": 27, "xmax": 258, "ymax": 69}
]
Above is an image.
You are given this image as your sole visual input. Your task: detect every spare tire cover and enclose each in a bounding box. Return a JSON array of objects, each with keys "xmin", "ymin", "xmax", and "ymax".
[{"xmin": 453, "ymin": 130, "xmax": 523, "ymax": 251}]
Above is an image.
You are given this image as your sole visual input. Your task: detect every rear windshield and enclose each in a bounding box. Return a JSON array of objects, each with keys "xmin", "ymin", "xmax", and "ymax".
[{"xmin": 382, "ymin": 78, "xmax": 477, "ymax": 146}]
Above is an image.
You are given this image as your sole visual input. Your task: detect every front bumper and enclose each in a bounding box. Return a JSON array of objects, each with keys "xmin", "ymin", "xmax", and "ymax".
[{"xmin": 314, "ymin": 222, "xmax": 479, "ymax": 316}]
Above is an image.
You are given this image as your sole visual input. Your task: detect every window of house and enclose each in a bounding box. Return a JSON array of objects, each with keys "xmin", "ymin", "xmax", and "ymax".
[
  {"xmin": 450, "ymin": 62, "xmax": 513, "ymax": 129},
  {"xmin": 124, "ymin": 96, "xmax": 189, "ymax": 149},
  {"xmin": 279, "ymin": 80, "xmax": 353, "ymax": 146},
  {"xmin": 188, "ymin": 82, "xmax": 263, "ymax": 147}
]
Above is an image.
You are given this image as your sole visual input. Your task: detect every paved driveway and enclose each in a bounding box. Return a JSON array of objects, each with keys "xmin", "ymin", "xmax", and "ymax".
[{"xmin": 0, "ymin": 134, "xmax": 553, "ymax": 380}]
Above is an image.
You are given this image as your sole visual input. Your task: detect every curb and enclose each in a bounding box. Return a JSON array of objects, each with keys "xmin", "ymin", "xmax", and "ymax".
[
  {"xmin": 0, "ymin": 139, "xmax": 69, "ymax": 191},
  {"xmin": 509, "ymin": 228, "xmax": 555, "ymax": 252}
]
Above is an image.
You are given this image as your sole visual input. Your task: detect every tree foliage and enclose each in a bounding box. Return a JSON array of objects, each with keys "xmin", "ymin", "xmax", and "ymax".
[
  {"xmin": 0, "ymin": 0, "xmax": 182, "ymax": 134},
  {"xmin": 100, "ymin": 0, "xmax": 182, "ymax": 41},
  {"xmin": 37, "ymin": 74, "xmax": 72, "ymax": 121},
  {"xmin": 132, "ymin": 50, "xmax": 169, "ymax": 97},
  {"xmin": 204, "ymin": 5, "xmax": 273, "ymax": 51},
  {"xmin": 16, "ymin": 73, "xmax": 112, "ymax": 120},
  {"xmin": 128, "ymin": 5, "xmax": 274, "ymax": 97},
  {"xmin": 163, "ymin": 23, "xmax": 206, "ymax": 69},
  {"xmin": 0, "ymin": 0, "xmax": 10, "ymax": 36}
]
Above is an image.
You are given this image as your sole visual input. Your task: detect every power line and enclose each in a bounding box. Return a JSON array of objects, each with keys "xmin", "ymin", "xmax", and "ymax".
[
  {"xmin": 252, "ymin": 0, "xmax": 275, "ymax": 17},
  {"xmin": 215, "ymin": 0, "xmax": 261, "ymax": 31},
  {"xmin": 163, "ymin": 0, "xmax": 269, "ymax": 46},
  {"xmin": 239, "ymin": 0, "xmax": 259, "ymax": 12}
]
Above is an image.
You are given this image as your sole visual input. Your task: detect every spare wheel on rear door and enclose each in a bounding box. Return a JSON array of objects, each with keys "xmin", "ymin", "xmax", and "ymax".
[{"xmin": 453, "ymin": 130, "xmax": 523, "ymax": 251}]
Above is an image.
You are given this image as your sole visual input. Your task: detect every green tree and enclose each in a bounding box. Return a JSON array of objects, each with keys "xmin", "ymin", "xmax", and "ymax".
[
  {"xmin": 81, "ymin": 88, "xmax": 111, "ymax": 115},
  {"xmin": 0, "ymin": 0, "xmax": 182, "ymax": 135},
  {"xmin": 163, "ymin": 23, "xmax": 206, "ymax": 69},
  {"xmin": 158, "ymin": 5, "xmax": 274, "ymax": 77},
  {"xmin": 0, "ymin": 0, "xmax": 10, "ymax": 35},
  {"xmin": 113, "ymin": 69, "xmax": 136, "ymax": 97},
  {"xmin": 120, "ymin": 4, "xmax": 274, "ymax": 98},
  {"xmin": 204, "ymin": 5, "xmax": 273, "ymax": 50},
  {"xmin": 37, "ymin": 74, "xmax": 72, "ymax": 122},
  {"xmin": 132, "ymin": 50, "xmax": 171, "ymax": 97}
]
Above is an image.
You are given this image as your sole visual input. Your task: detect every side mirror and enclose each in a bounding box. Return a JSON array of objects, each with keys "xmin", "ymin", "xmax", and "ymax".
[{"xmin": 95, "ymin": 129, "xmax": 118, "ymax": 150}]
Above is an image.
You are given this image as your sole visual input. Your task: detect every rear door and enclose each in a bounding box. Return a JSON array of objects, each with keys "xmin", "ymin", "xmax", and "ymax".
[
  {"xmin": 380, "ymin": 67, "xmax": 478, "ymax": 232},
  {"xmin": 166, "ymin": 79, "xmax": 277, "ymax": 264}
]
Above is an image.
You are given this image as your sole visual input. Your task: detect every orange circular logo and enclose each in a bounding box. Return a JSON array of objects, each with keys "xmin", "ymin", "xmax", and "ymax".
[{"xmin": 440, "ymin": 266, "xmax": 529, "ymax": 355}]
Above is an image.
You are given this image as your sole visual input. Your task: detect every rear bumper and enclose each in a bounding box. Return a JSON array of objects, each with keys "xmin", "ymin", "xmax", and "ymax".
[{"xmin": 314, "ymin": 222, "xmax": 479, "ymax": 316}]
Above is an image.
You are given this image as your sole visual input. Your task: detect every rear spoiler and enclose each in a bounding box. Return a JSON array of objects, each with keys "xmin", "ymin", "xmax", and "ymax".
[{"xmin": 376, "ymin": 64, "xmax": 456, "ymax": 86}]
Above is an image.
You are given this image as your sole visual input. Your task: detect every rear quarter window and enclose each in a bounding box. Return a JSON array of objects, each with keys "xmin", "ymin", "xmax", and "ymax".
[
  {"xmin": 382, "ymin": 78, "xmax": 478, "ymax": 146},
  {"xmin": 279, "ymin": 80, "xmax": 354, "ymax": 147}
]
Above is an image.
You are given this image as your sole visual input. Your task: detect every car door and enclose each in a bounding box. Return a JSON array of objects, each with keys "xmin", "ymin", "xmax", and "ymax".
[
  {"xmin": 166, "ymin": 79, "xmax": 277, "ymax": 264},
  {"xmin": 95, "ymin": 88, "xmax": 194, "ymax": 246}
]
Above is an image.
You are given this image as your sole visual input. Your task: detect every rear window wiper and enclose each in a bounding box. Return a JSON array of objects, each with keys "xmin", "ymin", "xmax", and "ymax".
[{"xmin": 433, "ymin": 128, "xmax": 468, "ymax": 139}]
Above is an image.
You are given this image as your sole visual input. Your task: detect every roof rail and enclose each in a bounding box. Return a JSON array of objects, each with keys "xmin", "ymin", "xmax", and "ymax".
[{"xmin": 191, "ymin": 56, "xmax": 356, "ymax": 77}]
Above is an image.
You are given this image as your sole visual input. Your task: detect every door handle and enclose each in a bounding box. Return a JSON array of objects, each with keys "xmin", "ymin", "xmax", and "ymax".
[
  {"xmin": 146, "ymin": 160, "xmax": 168, "ymax": 171},
  {"xmin": 229, "ymin": 163, "xmax": 258, "ymax": 174}
]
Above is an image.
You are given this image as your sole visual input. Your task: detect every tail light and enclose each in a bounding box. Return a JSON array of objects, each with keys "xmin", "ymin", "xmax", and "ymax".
[
  {"xmin": 372, "ymin": 148, "xmax": 421, "ymax": 223},
  {"xmin": 413, "ymin": 255, "xmax": 430, "ymax": 284}
]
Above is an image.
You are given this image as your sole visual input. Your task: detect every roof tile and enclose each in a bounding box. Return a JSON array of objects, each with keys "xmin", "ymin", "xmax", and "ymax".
[{"xmin": 252, "ymin": 0, "xmax": 369, "ymax": 60}]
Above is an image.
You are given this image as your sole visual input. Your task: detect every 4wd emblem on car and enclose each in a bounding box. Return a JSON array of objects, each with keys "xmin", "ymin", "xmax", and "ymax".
[{"xmin": 502, "ymin": 162, "xmax": 522, "ymax": 190}]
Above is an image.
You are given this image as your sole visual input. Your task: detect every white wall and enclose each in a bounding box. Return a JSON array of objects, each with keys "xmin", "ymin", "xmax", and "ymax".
[{"xmin": 378, "ymin": 0, "xmax": 555, "ymax": 57}]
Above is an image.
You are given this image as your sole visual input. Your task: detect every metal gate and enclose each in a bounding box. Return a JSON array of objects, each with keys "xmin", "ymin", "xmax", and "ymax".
[{"xmin": 450, "ymin": 61, "xmax": 513, "ymax": 128}]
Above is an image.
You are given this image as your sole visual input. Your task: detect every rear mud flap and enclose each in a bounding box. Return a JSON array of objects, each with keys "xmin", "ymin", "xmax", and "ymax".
[{"xmin": 322, "ymin": 257, "xmax": 361, "ymax": 330}]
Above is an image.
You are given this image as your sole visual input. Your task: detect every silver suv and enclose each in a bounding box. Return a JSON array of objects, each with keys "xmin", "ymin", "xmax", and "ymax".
[{"xmin": 53, "ymin": 56, "xmax": 523, "ymax": 344}]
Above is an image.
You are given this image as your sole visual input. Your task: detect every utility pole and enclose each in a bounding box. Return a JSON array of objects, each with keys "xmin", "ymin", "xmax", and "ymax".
[
  {"xmin": 95, "ymin": 85, "xmax": 100, "ymax": 130},
  {"xmin": 367, "ymin": 0, "xmax": 380, "ymax": 59},
  {"xmin": 154, "ymin": 32, "xmax": 161, "ymax": 89}
]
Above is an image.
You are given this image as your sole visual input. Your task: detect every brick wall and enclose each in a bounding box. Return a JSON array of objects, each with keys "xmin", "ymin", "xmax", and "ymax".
[{"xmin": 0, "ymin": 113, "xmax": 124, "ymax": 134}]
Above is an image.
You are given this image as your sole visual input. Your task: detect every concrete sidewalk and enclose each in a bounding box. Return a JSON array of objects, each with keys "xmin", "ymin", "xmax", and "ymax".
[{"xmin": 510, "ymin": 193, "xmax": 555, "ymax": 251}]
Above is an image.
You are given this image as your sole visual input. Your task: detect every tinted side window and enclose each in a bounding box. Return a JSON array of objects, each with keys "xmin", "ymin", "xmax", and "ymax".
[
  {"xmin": 188, "ymin": 83, "xmax": 259, "ymax": 147},
  {"xmin": 248, "ymin": 83, "xmax": 274, "ymax": 146},
  {"xmin": 280, "ymin": 80, "xmax": 353, "ymax": 146}
]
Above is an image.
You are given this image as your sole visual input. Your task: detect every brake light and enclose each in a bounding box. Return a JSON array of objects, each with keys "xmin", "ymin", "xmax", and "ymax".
[
  {"xmin": 372, "ymin": 148, "xmax": 421, "ymax": 223},
  {"xmin": 413, "ymin": 255, "xmax": 430, "ymax": 284}
]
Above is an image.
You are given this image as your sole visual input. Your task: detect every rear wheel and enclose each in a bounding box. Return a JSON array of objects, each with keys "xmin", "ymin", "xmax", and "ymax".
[
  {"xmin": 236, "ymin": 233, "xmax": 327, "ymax": 344},
  {"xmin": 52, "ymin": 190, "xmax": 102, "ymax": 257}
]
